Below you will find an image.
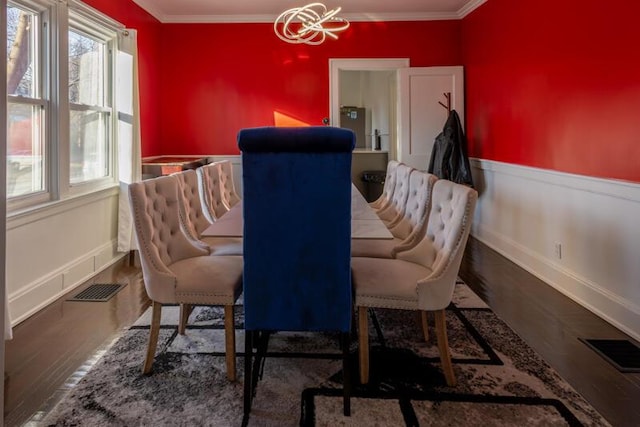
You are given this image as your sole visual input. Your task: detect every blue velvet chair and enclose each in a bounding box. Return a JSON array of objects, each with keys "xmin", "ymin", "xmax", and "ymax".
[{"xmin": 238, "ymin": 126, "xmax": 355, "ymax": 422}]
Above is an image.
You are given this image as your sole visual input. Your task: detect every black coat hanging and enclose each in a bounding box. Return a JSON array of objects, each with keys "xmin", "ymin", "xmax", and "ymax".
[{"xmin": 427, "ymin": 109, "xmax": 474, "ymax": 187}]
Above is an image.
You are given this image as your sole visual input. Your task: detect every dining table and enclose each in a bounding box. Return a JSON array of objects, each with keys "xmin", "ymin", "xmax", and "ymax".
[{"xmin": 201, "ymin": 185, "xmax": 393, "ymax": 239}]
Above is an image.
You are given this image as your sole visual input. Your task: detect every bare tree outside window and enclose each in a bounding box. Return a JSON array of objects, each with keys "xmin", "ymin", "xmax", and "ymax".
[{"xmin": 7, "ymin": 8, "xmax": 32, "ymax": 96}]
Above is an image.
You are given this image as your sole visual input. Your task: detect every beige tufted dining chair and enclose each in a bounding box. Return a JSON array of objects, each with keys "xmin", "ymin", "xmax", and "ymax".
[
  {"xmin": 217, "ymin": 160, "xmax": 241, "ymax": 208},
  {"xmin": 352, "ymin": 179, "xmax": 478, "ymax": 386},
  {"xmin": 369, "ymin": 160, "xmax": 399, "ymax": 211},
  {"xmin": 173, "ymin": 169, "xmax": 243, "ymax": 334},
  {"xmin": 197, "ymin": 162, "xmax": 230, "ymax": 223},
  {"xmin": 352, "ymin": 170, "xmax": 437, "ymax": 259},
  {"xmin": 375, "ymin": 163, "xmax": 414, "ymax": 223},
  {"xmin": 129, "ymin": 174, "xmax": 243, "ymax": 381},
  {"xmin": 174, "ymin": 169, "xmax": 242, "ymax": 256}
]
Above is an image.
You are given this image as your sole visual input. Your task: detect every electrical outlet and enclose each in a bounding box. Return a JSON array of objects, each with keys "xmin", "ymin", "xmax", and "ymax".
[{"xmin": 554, "ymin": 242, "xmax": 562, "ymax": 259}]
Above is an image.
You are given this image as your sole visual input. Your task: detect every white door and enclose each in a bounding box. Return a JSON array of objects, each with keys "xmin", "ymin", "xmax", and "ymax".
[{"xmin": 397, "ymin": 66, "xmax": 464, "ymax": 171}]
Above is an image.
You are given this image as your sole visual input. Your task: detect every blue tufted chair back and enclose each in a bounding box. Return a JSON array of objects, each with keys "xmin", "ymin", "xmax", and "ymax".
[{"xmin": 238, "ymin": 126, "xmax": 355, "ymax": 333}]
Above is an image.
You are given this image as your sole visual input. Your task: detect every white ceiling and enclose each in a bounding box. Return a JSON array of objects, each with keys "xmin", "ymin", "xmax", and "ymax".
[{"xmin": 131, "ymin": 0, "xmax": 488, "ymax": 23}]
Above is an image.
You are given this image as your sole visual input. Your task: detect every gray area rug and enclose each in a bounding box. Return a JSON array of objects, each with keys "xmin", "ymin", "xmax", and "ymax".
[{"xmin": 35, "ymin": 283, "xmax": 609, "ymax": 426}]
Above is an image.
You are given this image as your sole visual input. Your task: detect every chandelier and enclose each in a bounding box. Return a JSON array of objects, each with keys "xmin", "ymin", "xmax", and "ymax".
[{"xmin": 274, "ymin": 3, "xmax": 350, "ymax": 45}]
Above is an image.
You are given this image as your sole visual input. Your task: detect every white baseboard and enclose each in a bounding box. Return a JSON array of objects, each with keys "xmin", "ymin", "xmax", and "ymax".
[{"xmin": 9, "ymin": 240, "xmax": 126, "ymax": 326}]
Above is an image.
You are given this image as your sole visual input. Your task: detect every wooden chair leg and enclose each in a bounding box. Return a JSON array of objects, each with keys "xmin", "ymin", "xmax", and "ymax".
[
  {"xmin": 143, "ymin": 301, "xmax": 162, "ymax": 374},
  {"xmin": 178, "ymin": 304, "xmax": 192, "ymax": 335},
  {"xmin": 358, "ymin": 306, "xmax": 369, "ymax": 384},
  {"xmin": 421, "ymin": 311, "xmax": 429, "ymax": 342},
  {"xmin": 434, "ymin": 309, "xmax": 456, "ymax": 386},
  {"xmin": 224, "ymin": 305, "xmax": 236, "ymax": 381}
]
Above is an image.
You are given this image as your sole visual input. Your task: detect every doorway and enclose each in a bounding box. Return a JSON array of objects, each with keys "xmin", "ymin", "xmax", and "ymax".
[{"xmin": 329, "ymin": 58, "xmax": 409, "ymax": 159}]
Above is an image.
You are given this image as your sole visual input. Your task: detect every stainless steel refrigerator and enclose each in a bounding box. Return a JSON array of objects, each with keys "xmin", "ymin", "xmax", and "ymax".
[{"xmin": 340, "ymin": 106, "xmax": 366, "ymax": 149}]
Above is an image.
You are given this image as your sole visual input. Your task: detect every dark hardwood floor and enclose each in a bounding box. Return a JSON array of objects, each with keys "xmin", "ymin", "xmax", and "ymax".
[
  {"xmin": 4, "ymin": 238, "xmax": 640, "ymax": 426},
  {"xmin": 3, "ymin": 257, "xmax": 150, "ymax": 426},
  {"xmin": 458, "ymin": 237, "xmax": 640, "ymax": 427}
]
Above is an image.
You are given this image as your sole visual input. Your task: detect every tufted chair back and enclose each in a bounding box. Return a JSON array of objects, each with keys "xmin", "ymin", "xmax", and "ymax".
[
  {"xmin": 196, "ymin": 162, "xmax": 229, "ymax": 222},
  {"xmin": 239, "ymin": 126, "xmax": 354, "ymax": 332},
  {"xmin": 370, "ymin": 160, "xmax": 399, "ymax": 210},
  {"xmin": 128, "ymin": 175, "xmax": 209, "ymax": 303},
  {"xmin": 389, "ymin": 170, "xmax": 438, "ymax": 241},
  {"xmin": 376, "ymin": 163, "xmax": 414, "ymax": 222},
  {"xmin": 217, "ymin": 160, "xmax": 241, "ymax": 208},
  {"xmin": 397, "ymin": 179, "xmax": 477, "ymax": 311},
  {"xmin": 174, "ymin": 169, "xmax": 211, "ymax": 239}
]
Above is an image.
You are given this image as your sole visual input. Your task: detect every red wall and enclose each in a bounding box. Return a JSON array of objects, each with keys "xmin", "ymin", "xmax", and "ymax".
[
  {"xmin": 65, "ymin": 1, "xmax": 640, "ymax": 181},
  {"xmin": 157, "ymin": 21, "xmax": 461, "ymax": 155},
  {"xmin": 462, "ymin": 0, "xmax": 640, "ymax": 182},
  {"xmin": 82, "ymin": 0, "xmax": 162, "ymax": 156}
]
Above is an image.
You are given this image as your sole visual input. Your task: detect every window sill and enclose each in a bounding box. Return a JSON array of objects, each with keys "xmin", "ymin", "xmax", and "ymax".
[{"xmin": 7, "ymin": 184, "xmax": 120, "ymax": 230}]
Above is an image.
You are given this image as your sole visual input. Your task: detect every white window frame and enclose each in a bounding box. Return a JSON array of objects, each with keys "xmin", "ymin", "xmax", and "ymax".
[
  {"xmin": 6, "ymin": 0, "xmax": 52, "ymax": 210},
  {"xmin": 65, "ymin": 4, "xmax": 117, "ymax": 194},
  {"xmin": 6, "ymin": 0, "xmax": 121, "ymax": 214}
]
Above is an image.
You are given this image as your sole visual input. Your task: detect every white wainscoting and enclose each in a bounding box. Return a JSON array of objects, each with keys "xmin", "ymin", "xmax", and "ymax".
[
  {"xmin": 7, "ymin": 187, "xmax": 125, "ymax": 325},
  {"xmin": 470, "ymin": 158, "xmax": 640, "ymax": 342}
]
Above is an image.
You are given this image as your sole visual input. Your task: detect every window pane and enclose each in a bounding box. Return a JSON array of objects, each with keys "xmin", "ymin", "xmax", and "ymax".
[
  {"xmin": 7, "ymin": 103, "xmax": 45, "ymax": 197},
  {"xmin": 70, "ymin": 109, "xmax": 109, "ymax": 184},
  {"xmin": 6, "ymin": 6, "xmax": 37, "ymax": 97},
  {"xmin": 69, "ymin": 30, "xmax": 105, "ymax": 106}
]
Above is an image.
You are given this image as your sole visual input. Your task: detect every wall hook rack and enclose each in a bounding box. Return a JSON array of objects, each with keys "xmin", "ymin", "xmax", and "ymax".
[{"xmin": 438, "ymin": 92, "xmax": 452, "ymax": 114}]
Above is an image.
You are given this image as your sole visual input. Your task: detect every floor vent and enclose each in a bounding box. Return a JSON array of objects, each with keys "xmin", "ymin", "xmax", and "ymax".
[
  {"xmin": 581, "ymin": 338, "xmax": 640, "ymax": 372},
  {"xmin": 68, "ymin": 283, "xmax": 125, "ymax": 302}
]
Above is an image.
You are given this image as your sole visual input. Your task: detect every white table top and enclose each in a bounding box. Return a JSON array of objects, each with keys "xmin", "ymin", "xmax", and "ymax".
[{"xmin": 202, "ymin": 185, "xmax": 392, "ymax": 239}]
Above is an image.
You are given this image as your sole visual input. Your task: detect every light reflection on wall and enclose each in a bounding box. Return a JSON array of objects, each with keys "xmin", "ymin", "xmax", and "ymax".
[{"xmin": 273, "ymin": 111, "xmax": 311, "ymax": 127}]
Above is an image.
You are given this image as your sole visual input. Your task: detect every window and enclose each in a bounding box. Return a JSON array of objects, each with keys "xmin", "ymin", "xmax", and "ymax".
[
  {"xmin": 68, "ymin": 20, "xmax": 112, "ymax": 185},
  {"xmin": 6, "ymin": 0, "xmax": 119, "ymax": 211},
  {"xmin": 6, "ymin": 2, "xmax": 47, "ymax": 200}
]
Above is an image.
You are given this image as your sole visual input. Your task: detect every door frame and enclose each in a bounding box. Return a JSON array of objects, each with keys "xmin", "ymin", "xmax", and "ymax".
[
  {"xmin": 1, "ymin": 0, "xmax": 8, "ymax": 416},
  {"xmin": 329, "ymin": 58, "xmax": 409, "ymax": 158}
]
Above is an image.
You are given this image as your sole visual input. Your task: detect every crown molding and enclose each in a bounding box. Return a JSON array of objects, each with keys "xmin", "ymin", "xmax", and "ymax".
[
  {"xmin": 159, "ymin": 12, "xmax": 462, "ymax": 24},
  {"xmin": 130, "ymin": 0, "xmax": 165, "ymax": 22},
  {"xmin": 458, "ymin": 0, "xmax": 488, "ymax": 18},
  {"xmin": 344, "ymin": 12, "xmax": 460, "ymax": 22},
  {"xmin": 160, "ymin": 14, "xmax": 276, "ymax": 24},
  {"xmin": 132, "ymin": 1, "xmax": 488, "ymax": 24}
]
